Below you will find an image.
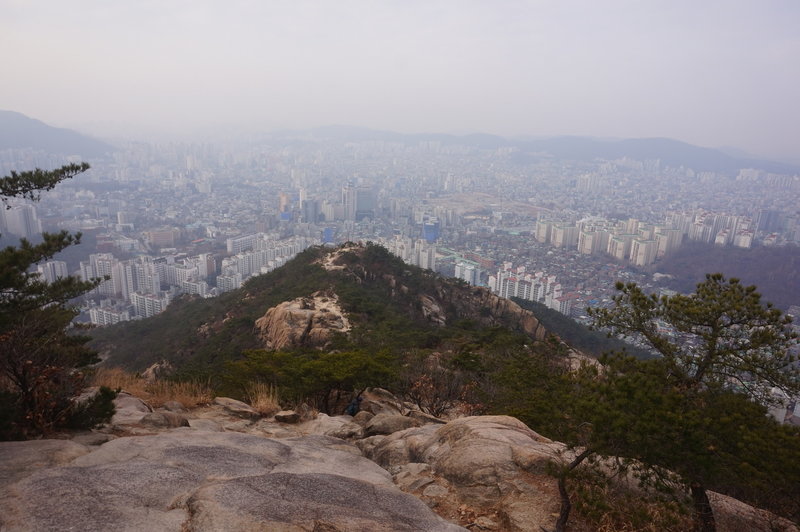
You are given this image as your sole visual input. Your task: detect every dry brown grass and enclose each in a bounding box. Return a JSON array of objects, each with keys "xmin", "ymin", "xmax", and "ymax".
[
  {"xmin": 572, "ymin": 468, "xmax": 693, "ymax": 532},
  {"xmin": 245, "ymin": 381, "xmax": 281, "ymax": 416},
  {"xmin": 92, "ymin": 367, "xmax": 213, "ymax": 409}
]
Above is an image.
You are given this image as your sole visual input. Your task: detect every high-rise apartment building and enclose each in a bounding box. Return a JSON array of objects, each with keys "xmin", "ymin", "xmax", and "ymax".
[
  {"xmin": 535, "ymin": 220, "xmax": 551, "ymax": 244},
  {"xmin": 36, "ymin": 260, "xmax": 69, "ymax": 284},
  {"xmin": 551, "ymin": 224, "xmax": 578, "ymax": 249},
  {"xmin": 630, "ymin": 238, "xmax": 658, "ymax": 267},
  {"xmin": 3, "ymin": 203, "xmax": 42, "ymax": 239}
]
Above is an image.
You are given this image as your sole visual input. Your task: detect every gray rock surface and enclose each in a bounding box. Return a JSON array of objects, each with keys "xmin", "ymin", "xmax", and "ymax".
[
  {"xmin": 188, "ymin": 472, "xmax": 463, "ymax": 531},
  {"xmin": 364, "ymin": 413, "xmax": 421, "ymax": 436},
  {"xmin": 274, "ymin": 409, "xmax": 301, "ymax": 423},
  {"xmin": 0, "ymin": 430, "xmax": 465, "ymax": 532},
  {"xmin": 363, "ymin": 415, "xmax": 564, "ymax": 531},
  {"xmin": 212, "ymin": 397, "xmax": 260, "ymax": 420},
  {"xmin": 352, "ymin": 410, "xmax": 374, "ymax": 426},
  {"xmin": 2, "ymin": 390, "xmax": 788, "ymax": 532},
  {"xmin": 0, "ymin": 440, "xmax": 90, "ymax": 488},
  {"xmin": 141, "ymin": 411, "xmax": 191, "ymax": 428},
  {"xmin": 162, "ymin": 400, "xmax": 186, "ymax": 413},
  {"xmin": 187, "ymin": 418, "xmax": 224, "ymax": 432},
  {"xmin": 408, "ymin": 409, "xmax": 447, "ymax": 425},
  {"xmin": 300, "ymin": 413, "xmax": 364, "ymax": 439},
  {"xmin": 111, "ymin": 392, "xmax": 152, "ymax": 425}
]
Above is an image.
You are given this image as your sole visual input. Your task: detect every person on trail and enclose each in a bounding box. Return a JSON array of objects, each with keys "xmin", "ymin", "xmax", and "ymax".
[{"xmin": 345, "ymin": 395, "xmax": 363, "ymax": 416}]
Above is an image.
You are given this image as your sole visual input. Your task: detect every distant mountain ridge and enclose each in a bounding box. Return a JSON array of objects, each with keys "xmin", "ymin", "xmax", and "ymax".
[
  {"xmin": 276, "ymin": 125, "xmax": 798, "ymax": 175},
  {"xmin": 0, "ymin": 110, "xmax": 113, "ymax": 158},
  {"xmin": 2, "ymin": 110, "xmax": 792, "ymax": 174}
]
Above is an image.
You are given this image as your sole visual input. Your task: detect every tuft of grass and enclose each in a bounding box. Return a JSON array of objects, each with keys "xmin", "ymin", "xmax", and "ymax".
[
  {"xmin": 92, "ymin": 367, "xmax": 213, "ymax": 408},
  {"xmin": 245, "ymin": 381, "xmax": 281, "ymax": 416}
]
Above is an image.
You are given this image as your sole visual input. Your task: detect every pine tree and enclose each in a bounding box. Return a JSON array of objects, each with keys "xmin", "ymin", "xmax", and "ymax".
[
  {"xmin": 581, "ymin": 274, "xmax": 800, "ymax": 531},
  {"xmin": 1, "ymin": 163, "xmax": 106, "ymax": 438}
]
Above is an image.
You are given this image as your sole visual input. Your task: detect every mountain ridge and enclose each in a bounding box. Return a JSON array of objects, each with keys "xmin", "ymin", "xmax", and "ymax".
[
  {"xmin": 89, "ymin": 243, "xmax": 554, "ymax": 374},
  {"xmin": 268, "ymin": 125, "xmax": 798, "ymax": 174},
  {"xmin": 0, "ymin": 110, "xmax": 114, "ymax": 158},
  {"xmin": 3, "ymin": 110, "xmax": 793, "ymax": 174}
]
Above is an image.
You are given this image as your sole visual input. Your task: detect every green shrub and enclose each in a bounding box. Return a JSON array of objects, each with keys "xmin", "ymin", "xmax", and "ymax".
[{"xmin": 66, "ymin": 386, "xmax": 118, "ymax": 430}]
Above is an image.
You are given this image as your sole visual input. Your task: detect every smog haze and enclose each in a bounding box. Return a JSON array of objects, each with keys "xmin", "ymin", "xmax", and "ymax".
[{"xmin": 2, "ymin": 0, "xmax": 799, "ymax": 159}]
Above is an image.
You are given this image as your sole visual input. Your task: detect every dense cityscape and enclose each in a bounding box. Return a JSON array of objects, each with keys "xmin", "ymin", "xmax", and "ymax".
[
  {"xmin": 1, "ymin": 133, "xmax": 798, "ymax": 333},
  {"xmin": 4, "ymin": 1, "xmax": 800, "ymax": 527}
]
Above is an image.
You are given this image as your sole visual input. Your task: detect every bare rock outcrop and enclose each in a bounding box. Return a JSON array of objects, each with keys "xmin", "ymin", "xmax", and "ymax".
[
  {"xmin": 1, "ymin": 388, "xmax": 794, "ymax": 532},
  {"xmin": 0, "ymin": 431, "xmax": 465, "ymax": 532},
  {"xmin": 361, "ymin": 415, "xmax": 570, "ymax": 531},
  {"xmin": 433, "ymin": 283, "xmax": 548, "ymax": 340},
  {"xmin": 255, "ymin": 291, "xmax": 351, "ymax": 350},
  {"xmin": 212, "ymin": 396, "xmax": 260, "ymax": 420},
  {"xmin": 110, "ymin": 391, "xmax": 153, "ymax": 426},
  {"xmin": 709, "ymin": 492, "xmax": 799, "ymax": 532},
  {"xmin": 142, "ymin": 359, "xmax": 174, "ymax": 382}
]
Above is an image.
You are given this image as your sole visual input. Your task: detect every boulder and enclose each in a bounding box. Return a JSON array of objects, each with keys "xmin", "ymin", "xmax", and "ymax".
[
  {"xmin": 368, "ymin": 425, "xmax": 439, "ymax": 467},
  {"xmin": 356, "ymin": 435, "xmax": 386, "ymax": 458},
  {"xmin": 301, "ymin": 414, "xmax": 363, "ymax": 439},
  {"xmin": 111, "ymin": 392, "xmax": 152, "ymax": 425},
  {"xmin": 363, "ymin": 415, "xmax": 564, "ymax": 531},
  {"xmin": 408, "ymin": 410, "xmax": 446, "ymax": 425},
  {"xmin": 274, "ymin": 410, "xmax": 301, "ymax": 424},
  {"xmin": 709, "ymin": 492, "xmax": 799, "ymax": 532},
  {"xmin": 213, "ymin": 397, "xmax": 260, "ymax": 420},
  {"xmin": 141, "ymin": 411, "xmax": 191, "ymax": 428},
  {"xmin": 359, "ymin": 398, "xmax": 401, "ymax": 416},
  {"xmin": 364, "ymin": 414, "xmax": 421, "ymax": 436},
  {"xmin": 352, "ymin": 410, "xmax": 374, "ymax": 426},
  {"xmin": 393, "ymin": 462, "xmax": 434, "ymax": 492},
  {"xmin": 141, "ymin": 359, "xmax": 175, "ymax": 381},
  {"xmin": 359, "ymin": 388, "xmax": 403, "ymax": 416},
  {"xmin": 162, "ymin": 401, "xmax": 186, "ymax": 413}
]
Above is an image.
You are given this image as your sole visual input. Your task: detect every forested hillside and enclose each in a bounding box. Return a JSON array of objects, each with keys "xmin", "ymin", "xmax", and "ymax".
[{"xmin": 654, "ymin": 242, "xmax": 800, "ymax": 310}]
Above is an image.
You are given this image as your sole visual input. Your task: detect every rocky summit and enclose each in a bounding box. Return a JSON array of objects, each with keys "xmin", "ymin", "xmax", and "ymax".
[
  {"xmin": 1, "ymin": 389, "xmax": 794, "ymax": 532},
  {"xmin": 255, "ymin": 291, "xmax": 352, "ymax": 350}
]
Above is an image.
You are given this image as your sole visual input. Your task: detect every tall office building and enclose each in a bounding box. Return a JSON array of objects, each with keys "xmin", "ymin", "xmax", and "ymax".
[
  {"xmin": 342, "ymin": 185, "xmax": 356, "ymax": 221},
  {"xmin": 354, "ymin": 186, "xmax": 376, "ymax": 221},
  {"xmin": 422, "ymin": 218, "xmax": 440, "ymax": 242},
  {"xmin": 301, "ymin": 199, "xmax": 319, "ymax": 224}
]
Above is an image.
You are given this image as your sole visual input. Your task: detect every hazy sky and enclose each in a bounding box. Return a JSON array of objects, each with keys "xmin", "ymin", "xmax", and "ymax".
[{"xmin": 2, "ymin": 0, "xmax": 799, "ymax": 158}]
